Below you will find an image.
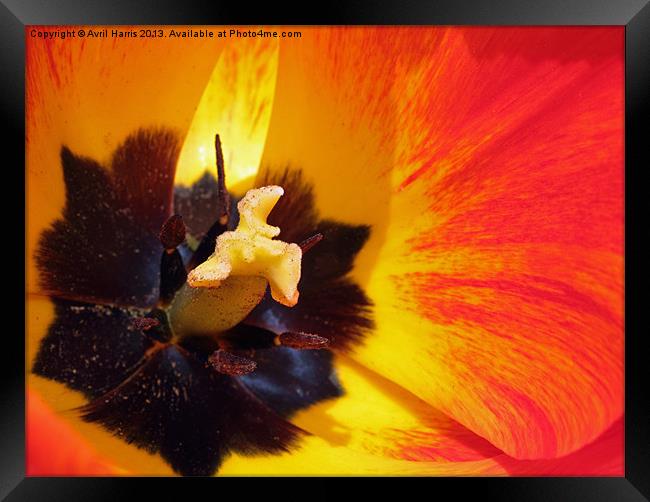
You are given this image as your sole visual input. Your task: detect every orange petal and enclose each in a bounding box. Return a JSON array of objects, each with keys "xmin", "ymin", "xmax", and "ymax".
[
  {"xmin": 260, "ymin": 27, "xmax": 623, "ymax": 460},
  {"xmin": 348, "ymin": 27, "xmax": 624, "ymax": 460},
  {"xmin": 27, "ymin": 389, "xmax": 121, "ymax": 475}
]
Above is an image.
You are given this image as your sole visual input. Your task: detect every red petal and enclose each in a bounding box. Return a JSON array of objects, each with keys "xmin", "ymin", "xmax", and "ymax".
[{"xmin": 330, "ymin": 27, "xmax": 625, "ymax": 460}]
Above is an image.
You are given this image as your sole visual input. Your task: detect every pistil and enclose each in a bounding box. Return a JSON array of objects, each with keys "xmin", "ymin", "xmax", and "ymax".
[
  {"xmin": 187, "ymin": 185, "xmax": 302, "ymax": 307},
  {"xmin": 169, "ymin": 185, "xmax": 304, "ymax": 337}
]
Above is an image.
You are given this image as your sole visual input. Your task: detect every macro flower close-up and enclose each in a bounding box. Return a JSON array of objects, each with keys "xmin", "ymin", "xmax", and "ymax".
[{"xmin": 26, "ymin": 26, "xmax": 624, "ymax": 476}]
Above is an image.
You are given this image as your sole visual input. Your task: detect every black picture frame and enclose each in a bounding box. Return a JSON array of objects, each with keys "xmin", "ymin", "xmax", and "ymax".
[{"xmin": 4, "ymin": 0, "xmax": 648, "ymax": 499}]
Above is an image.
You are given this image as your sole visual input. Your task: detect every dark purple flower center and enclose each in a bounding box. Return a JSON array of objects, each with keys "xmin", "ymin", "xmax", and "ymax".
[{"xmin": 32, "ymin": 128, "xmax": 374, "ymax": 476}]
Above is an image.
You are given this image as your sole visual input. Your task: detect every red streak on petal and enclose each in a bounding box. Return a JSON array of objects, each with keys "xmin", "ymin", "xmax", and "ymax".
[
  {"xmin": 395, "ymin": 423, "xmax": 503, "ymax": 463},
  {"xmin": 406, "ymin": 274, "xmax": 620, "ymax": 329},
  {"xmin": 481, "ymin": 379, "xmax": 558, "ymax": 459},
  {"xmin": 500, "ymin": 417, "xmax": 623, "ymax": 475}
]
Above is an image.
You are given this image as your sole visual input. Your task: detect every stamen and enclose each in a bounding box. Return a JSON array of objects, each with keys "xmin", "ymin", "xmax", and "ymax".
[
  {"xmin": 189, "ymin": 135, "xmax": 230, "ymax": 269},
  {"xmin": 131, "ymin": 317, "xmax": 160, "ymax": 331},
  {"xmin": 214, "ymin": 134, "xmax": 230, "ymax": 226},
  {"xmin": 159, "ymin": 214, "xmax": 186, "ymax": 250},
  {"xmin": 141, "ymin": 308, "xmax": 173, "ymax": 343},
  {"xmin": 209, "ymin": 349, "xmax": 257, "ymax": 376},
  {"xmin": 159, "ymin": 215, "xmax": 188, "ymax": 305},
  {"xmin": 276, "ymin": 332, "xmax": 330, "ymax": 350},
  {"xmin": 131, "ymin": 311, "xmax": 173, "ymax": 342},
  {"xmin": 299, "ymin": 233, "xmax": 323, "ymax": 254}
]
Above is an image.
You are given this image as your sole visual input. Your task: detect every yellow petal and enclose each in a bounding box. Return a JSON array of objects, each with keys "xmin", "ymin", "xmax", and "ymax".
[
  {"xmin": 220, "ymin": 356, "xmax": 505, "ymax": 475},
  {"xmin": 26, "ymin": 27, "xmax": 228, "ymax": 295},
  {"xmin": 256, "ymin": 28, "xmax": 400, "ymax": 285},
  {"xmin": 175, "ymin": 35, "xmax": 279, "ymax": 190}
]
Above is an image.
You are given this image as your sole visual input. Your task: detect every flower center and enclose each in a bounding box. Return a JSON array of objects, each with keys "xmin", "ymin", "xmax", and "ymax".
[
  {"xmin": 188, "ymin": 185, "xmax": 302, "ymax": 307},
  {"xmin": 140, "ymin": 134, "xmax": 329, "ymax": 376},
  {"xmin": 169, "ymin": 185, "xmax": 302, "ymax": 335}
]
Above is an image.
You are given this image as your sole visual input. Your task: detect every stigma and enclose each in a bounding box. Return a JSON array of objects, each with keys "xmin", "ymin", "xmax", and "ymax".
[{"xmin": 187, "ymin": 185, "xmax": 302, "ymax": 307}]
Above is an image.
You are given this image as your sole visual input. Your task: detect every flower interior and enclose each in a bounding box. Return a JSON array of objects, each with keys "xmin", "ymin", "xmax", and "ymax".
[{"xmin": 32, "ymin": 129, "xmax": 373, "ymax": 476}]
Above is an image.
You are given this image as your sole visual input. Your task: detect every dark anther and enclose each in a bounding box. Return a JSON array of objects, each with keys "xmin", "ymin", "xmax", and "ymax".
[
  {"xmin": 188, "ymin": 134, "xmax": 231, "ymax": 269},
  {"xmin": 132, "ymin": 310, "xmax": 172, "ymax": 342},
  {"xmin": 209, "ymin": 349, "xmax": 257, "ymax": 376},
  {"xmin": 142, "ymin": 308, "xmax": 173, "ymax": 342},
  {"xmin": 277, "ymin": 332, "xmax": 330, "ymax": 350},
  {"xmin": 215, "ymin": 134, "xmax": 230, "ymax": 226},
  {"xmin": 299, "ymin": 233, "xmax": 323, "ymax": 254},
  {"xmin": 131, "ymin": 317, "xmax": 160, "ymax": 331},
  {"xmin": 159, "ymin": 214, "xmax": 188, "ymax": 305},
  {"xmin": 159, "ymin": 214, "xmax": 186, "ymax": 250}
]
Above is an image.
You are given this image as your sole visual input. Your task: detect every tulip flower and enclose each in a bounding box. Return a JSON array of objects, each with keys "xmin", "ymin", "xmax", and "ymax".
[{"xmin": 26, "ymin": 26, "xmax": 623, "ymax": 476}]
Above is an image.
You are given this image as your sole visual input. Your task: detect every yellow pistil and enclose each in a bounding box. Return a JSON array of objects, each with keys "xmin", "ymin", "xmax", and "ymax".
[{"xmin": 187, "ymin": 185, "xmax": 302, "ymax": 307}]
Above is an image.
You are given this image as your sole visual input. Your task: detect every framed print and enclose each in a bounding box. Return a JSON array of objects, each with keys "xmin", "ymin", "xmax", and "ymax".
[{"xmin": 3, "ymin": 0, "xmax": 648, "ymax": 499}]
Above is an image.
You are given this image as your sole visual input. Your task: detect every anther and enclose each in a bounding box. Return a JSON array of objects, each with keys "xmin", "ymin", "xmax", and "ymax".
[
  {"xmin": 299, "ymin": 233, "xmax": 323, "ymax": 254},
  {"xmin": 208, "ymin": 349, "xmax": 257, "ymax": 376},
  {"xmin": 131, "ymin": 317, "xmax": 160, "ymax": 331},
  {"xmin": 159, "ymin": 214, "xmax": 186, "ymax": 250},
  {"xmin": 215, "ymin": 134, "xmax": 230, "ymax": 226},
  {"xmin": 189, "ymin": 134, "xmax": 231, "ymax": 269},
  {"xmin": 276, "ymin": 332, "xmax": 330, "ymax": 350},
  {"xmin": 159, "ymin": 215, "xmax": 188, "ymax": 305}
]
